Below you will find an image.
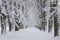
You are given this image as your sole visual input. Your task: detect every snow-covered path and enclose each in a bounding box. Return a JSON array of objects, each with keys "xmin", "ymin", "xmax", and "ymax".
[{"xmin": 0, "ymin": 27, "xmax": 60, "ymax": 40}]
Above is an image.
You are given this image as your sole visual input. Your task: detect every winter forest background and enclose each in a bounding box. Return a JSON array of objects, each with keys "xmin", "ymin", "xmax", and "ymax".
[{"xmin": 0, "ymin": 0, "xmax": 60, "ymax": 40}]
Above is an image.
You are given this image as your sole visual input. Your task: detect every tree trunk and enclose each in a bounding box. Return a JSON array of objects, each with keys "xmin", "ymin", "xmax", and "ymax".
[
  {"xmin": 7, "ymin": 15, "xmax": 12, "ymax": 31},
  {"xmin": 54, "ymin": 14, "xmax": 59, "ymax": 37}
]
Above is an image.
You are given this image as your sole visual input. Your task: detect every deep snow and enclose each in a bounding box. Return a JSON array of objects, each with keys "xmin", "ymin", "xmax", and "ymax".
[{"xmin": 0, "ymin": 27, "xmax": 60, "ymax": 40}]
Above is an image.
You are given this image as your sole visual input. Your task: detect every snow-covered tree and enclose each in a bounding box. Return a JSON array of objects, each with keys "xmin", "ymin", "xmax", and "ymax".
[
  {"xmin": 54, "ymin": 13, "xmax": 59, "ymax": 37},
  {"xmin": 0, "ymin": 0, "xmax": 7, "ymax": 34},
  {"xmin": 48, "ymin": 0, "xmax": 59, "ymax": 37},
  {"xmin": 36, "ymin": 0, "xmax": 47, "ymax": 31}
]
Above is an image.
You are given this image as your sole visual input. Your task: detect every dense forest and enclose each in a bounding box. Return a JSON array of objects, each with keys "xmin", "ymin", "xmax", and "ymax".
[{"xmin": 0, "ymin": 0, "xmax": 60, "ymax": 37}]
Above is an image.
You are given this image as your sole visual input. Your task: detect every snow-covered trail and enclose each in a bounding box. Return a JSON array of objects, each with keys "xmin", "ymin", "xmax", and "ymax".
[{"xmin": 0, "ymin": 27, "xmax": 60, "ymax": 40}]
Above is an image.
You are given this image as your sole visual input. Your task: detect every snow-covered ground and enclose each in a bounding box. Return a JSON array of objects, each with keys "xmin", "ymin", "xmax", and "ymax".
[{"xmin": 0, "ymin": 27, "xmax": 60, "ymax": 40}]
